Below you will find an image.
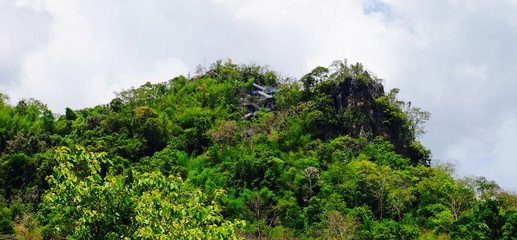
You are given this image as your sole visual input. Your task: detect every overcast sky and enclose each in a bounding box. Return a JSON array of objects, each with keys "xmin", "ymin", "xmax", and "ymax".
[{"xmin": 1, "ymin": 0, "xmax": 516, "ymax": 191}]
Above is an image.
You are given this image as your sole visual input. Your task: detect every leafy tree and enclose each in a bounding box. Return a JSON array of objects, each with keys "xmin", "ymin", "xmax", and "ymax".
[
  {"xmin": 300, "ymin": 66, "xmax": 329, "ymax": 93},
  {"xmin": 38, "ymin": 146, "xmax": 243, "ymax": 239},
  {"xmin": 0, "ymin": 195, "xmax": 13, "ymax": 234},
  {"xmin": 65, "ymin": 107, "xmax": 77, "ymax": 121},
  {"xmin": 443, "ymin": 178, "xmax": 475, "ymax": 221},
  {"xmin": 1, "ymin": 153, "xmax": 38, "ymax": 199},
  {"xmin": 210, "ymin": 120, "xmax": 240, "ymax": 148},
  {"xmin": 320, "ymin": 210, "xmax": 358, "ymax": 240},
  {"xmin": 370, "ymin": 219, "xmax": 419, "ymax": 240}
]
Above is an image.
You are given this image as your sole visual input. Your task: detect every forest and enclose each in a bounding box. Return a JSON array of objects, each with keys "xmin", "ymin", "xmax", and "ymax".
[{"xmin": 0, "ymin": 60, "xmax": 515, "ymax": 239}]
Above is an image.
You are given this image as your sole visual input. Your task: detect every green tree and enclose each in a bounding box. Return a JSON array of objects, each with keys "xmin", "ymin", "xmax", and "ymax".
[
  {"xmin": 0, "ymin": 195, "xmax": 13, "ymax": 234},
  {"xmin": 300, "ymin": 66, "xmax": 329, "ymax": 93},
  {"xmin": 38, "ymin": 146, "xmax": 243, "ymax": 239}
]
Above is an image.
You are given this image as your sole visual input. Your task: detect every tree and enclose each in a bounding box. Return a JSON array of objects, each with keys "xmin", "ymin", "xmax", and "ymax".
[
  {"xmin": 321, "ymin": 210, "xmax": 358, "ymax": 240},
  {"xmin": 0, "ymin": 195, "xmax": 13, "ymax": 234},
  {"xmin": 355, "ymin": 159, "xmax": 392, "ymax": 219},
  {"xmin": 0, "ymin": 92, "xmax": 9, "ymax": 107},
  {"xmin": 210, "ymin": 120, "xmax": 240, "ymax": 148},
  {"xmin": 386, "ymin": 88, "xmax": 430, "ymax": 140},
  {"xmin": 387, "ymin": 174, "xmax": 415, "ymax": 220},
  {"xmin": 2, "ymin": 153, "xmax": 38, "ymax": 199},
  {"xmin": 133, "ymin": 106, "xmax": 158, "ymax": 121},
  {"xmin": 38, "ymin": 146, "xmax": 243, "ymax": 239},
  {"xmin": 443, "ymin": 178, "xmax": 475, "ymax": 220},
  {"xmin": 65, "ymin": 107, "xmax": 77, "ymax": 121},
  {"xmin": 301, "ymin": 166, "xmax": 320, "ymax": 200},
  {"xmin": 300, "ymin": 66, "xmax": 329, "ymax": 93}
]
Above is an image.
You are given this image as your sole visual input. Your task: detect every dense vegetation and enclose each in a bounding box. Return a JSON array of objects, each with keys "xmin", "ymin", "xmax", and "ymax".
[{"xmin": 0, "ymin": 60, "xmax": 515, "ymax": 239}]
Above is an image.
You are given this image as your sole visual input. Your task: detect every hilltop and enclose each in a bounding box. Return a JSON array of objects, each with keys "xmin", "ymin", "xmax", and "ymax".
[{"xmin": 0, "ymin": 60, "xmax": 515, "ymax": 239}]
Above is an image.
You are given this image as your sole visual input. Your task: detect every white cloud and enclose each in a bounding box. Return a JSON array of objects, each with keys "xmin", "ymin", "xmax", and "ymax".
[
  {"xmin": 8, "ymin": 0, "xmax": 194, "ymax": 111},
  {"xmin": 492, "ymin": 115, "xmax": 517, "ymax": 192},
  {"xmin": 385, "ymin": 0, "xmax": 517, "ymax": 190},
  {"xmin": 0, "ymin": 1, "xmax": 51, "ymax": 88}
]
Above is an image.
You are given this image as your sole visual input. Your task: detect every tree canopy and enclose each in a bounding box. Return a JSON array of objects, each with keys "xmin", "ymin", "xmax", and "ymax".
[{"xmin": 0, "ymin": 60, "xmax": 515, "ymax": 239}]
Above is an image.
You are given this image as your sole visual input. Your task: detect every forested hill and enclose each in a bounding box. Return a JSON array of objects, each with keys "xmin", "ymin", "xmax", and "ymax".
[{"xmin": 0, "ymin": 60, "xmax": 516, "ymax": 239}]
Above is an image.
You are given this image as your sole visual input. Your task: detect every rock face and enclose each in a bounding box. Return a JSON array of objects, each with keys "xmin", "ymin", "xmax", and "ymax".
[
  {"xmin": 330, "ymin": 77, "xmax": 417, "ymax": 164},
  {"xmin": 240, "ymin": 83, "xmax": 277, "ymax": 119}
]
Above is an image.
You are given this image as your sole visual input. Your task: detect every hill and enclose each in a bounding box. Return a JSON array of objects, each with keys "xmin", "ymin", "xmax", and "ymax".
[{"xmin": 0, "ymin": 60, "xmax": 515, "ymax": 239}]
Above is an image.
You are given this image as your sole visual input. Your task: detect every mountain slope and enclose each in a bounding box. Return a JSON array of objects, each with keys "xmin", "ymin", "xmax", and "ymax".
[{"xmin": 0, "ymin": 60, "xmax": 515, "ymax": 239}]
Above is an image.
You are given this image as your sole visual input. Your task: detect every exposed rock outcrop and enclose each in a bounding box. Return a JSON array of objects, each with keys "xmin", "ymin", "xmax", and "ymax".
[{"xmin": 329, "ymin": 76, "xmax": 428, "ymax": 165}]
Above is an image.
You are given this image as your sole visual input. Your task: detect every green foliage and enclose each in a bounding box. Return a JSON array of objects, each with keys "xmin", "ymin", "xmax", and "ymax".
[
  {"xmin": 2, "ymin": 153, "xmax": 38, "ymax": 199},
  {"xmin": 38, "ymin": 146, "xmax": 243, "ymax": 239},
  {"xmin": 386, "ymin": 88, "xmax": 431, "ymax": 140},
  {"xmin": 370, "ymin": 219, "xmax": 419, "ymax": 240},
  {"xmin": 0, "ymin": 60, "xmax": 514, "ymax": 239},
  {"xmin": 300, "ymin": 66, "xmax": 329, "ymax": 93},
  {"xmin": 0, "ymin": 196, "xmax": 13, "ymax": 234}
]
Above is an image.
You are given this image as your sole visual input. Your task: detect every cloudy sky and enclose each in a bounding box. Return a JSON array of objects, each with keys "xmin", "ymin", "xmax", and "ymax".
[{"xmin": 1, "ymin": 0, "xmax": 516, "ymax": 190}]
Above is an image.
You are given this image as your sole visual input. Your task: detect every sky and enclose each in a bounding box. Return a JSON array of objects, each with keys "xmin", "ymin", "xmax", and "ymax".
[{"xmin": 1, "ymin": 0, "xmax": 516, "ymax": 190}]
